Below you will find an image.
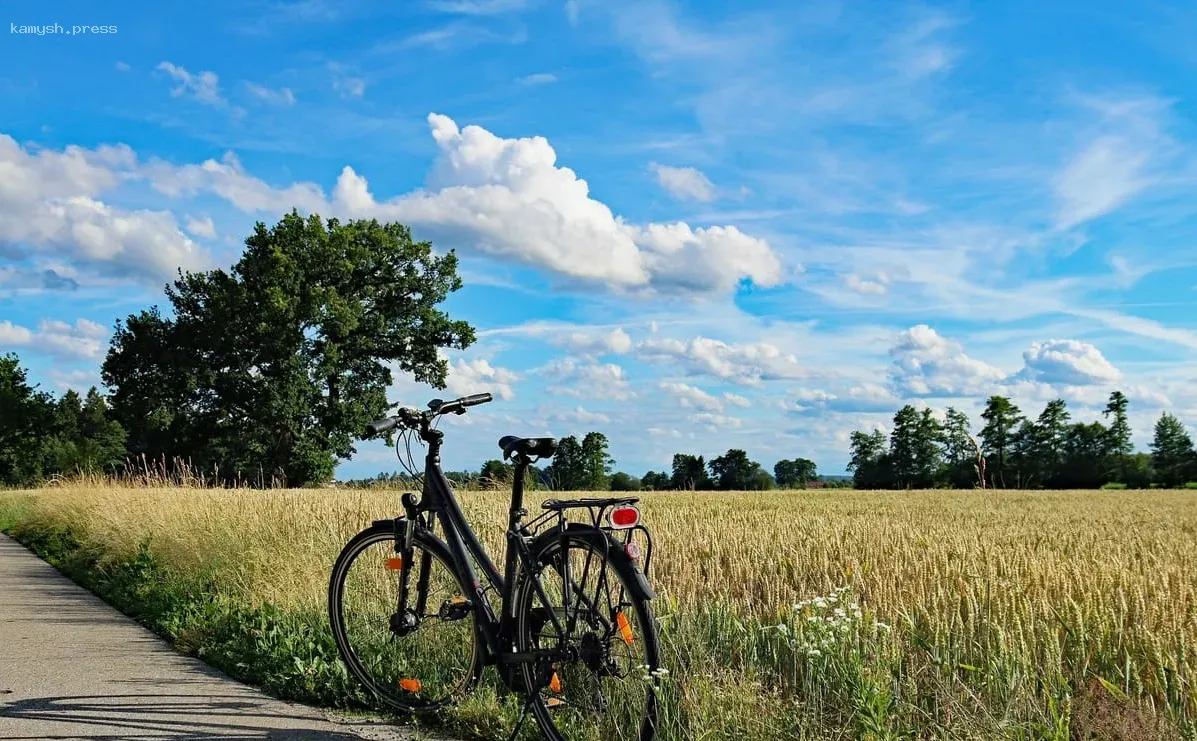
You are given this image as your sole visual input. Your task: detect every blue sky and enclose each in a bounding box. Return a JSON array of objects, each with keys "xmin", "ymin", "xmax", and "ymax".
[{"xmin": 3, "ymin": 0, "xmax": 1197, "ymax": 479}]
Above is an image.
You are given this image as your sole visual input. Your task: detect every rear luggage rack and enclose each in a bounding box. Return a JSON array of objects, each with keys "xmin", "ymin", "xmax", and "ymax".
[{"xmin": 524, "ymin": 496, "xmax": 654, "ymax": 576}]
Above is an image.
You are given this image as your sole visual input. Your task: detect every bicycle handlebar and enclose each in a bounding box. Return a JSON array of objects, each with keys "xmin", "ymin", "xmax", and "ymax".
[{"xmin": 364, "ymin": 392, "xmax": 494, "ymax": 437}]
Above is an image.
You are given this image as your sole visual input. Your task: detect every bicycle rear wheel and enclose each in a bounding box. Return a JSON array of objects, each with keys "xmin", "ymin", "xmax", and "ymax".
[
  {"xmin": 328, "ymin": 522, "xmax": 481, "ymax": 711},
  {"xmin": 515, "ymin": 527, "xmax": 662, "ymax": 741}
]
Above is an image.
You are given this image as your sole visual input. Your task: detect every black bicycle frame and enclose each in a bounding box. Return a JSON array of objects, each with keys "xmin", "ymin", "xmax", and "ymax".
[{"xmin": 405, "ymin": 427, "xmax": 565, "ymax": 667}]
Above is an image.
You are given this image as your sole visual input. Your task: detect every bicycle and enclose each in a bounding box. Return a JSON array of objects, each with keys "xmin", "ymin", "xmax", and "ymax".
[{"xmin": 328, "ymin": 392, "xmax": 663, "ymax": 741}]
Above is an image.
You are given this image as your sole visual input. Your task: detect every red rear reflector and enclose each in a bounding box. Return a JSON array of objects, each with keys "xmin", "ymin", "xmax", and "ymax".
[
  {"xmin": 385, "ymin": 557, "xmax": 404, "ymax": 570},
  {"xmin": 609, "ymin": 506, "xmax": 640, "ymax": 529}
]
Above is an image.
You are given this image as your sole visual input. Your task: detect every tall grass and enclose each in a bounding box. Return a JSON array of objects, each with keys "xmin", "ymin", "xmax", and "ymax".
[{"xmin": 2, "ymin": 484, "xmax": 1194, "ymax": 740}]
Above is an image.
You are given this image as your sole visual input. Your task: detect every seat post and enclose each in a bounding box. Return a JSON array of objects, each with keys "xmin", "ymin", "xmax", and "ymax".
[{"xmin": 509, "ymin": 457, "xmax": 529, "ymax": 525}]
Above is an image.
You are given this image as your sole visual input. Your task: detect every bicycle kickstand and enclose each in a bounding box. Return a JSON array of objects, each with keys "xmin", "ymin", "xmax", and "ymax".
[{"xmin": 506, "ymin": 692, "xmax": 539, "ymax": 741}]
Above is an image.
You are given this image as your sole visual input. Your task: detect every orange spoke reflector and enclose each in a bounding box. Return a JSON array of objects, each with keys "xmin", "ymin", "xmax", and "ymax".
[
  {"xmin": 616, "ymin": 611, "xmax": 635, "ymax": 645},
  {"xmin": 399, "ymin": 678, "xmax": 422, "ymax": 692},
  {"xmin": 546, "ymin": 697, "xmax": 566, "ymax": 708},
  {"xmin": 549, "ymin": 672, "xmax": 562, "ymax": 694},
  {"xmin": 385, "ymin": 557, "xmax": 404, "ymax": 570}
]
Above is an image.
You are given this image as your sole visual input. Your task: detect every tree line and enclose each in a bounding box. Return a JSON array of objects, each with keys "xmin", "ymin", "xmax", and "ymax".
[
  {"xmin": 847, "ymin": 391, "xmax": 1197, "ymax": 490},
  {"xmin": 345, "ymin": 434, "xmax": 831, "ymax": 493}
]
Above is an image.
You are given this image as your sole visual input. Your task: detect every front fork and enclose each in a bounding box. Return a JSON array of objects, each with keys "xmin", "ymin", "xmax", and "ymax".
[{"xmin": 391, "ymin": 494, "xmax": 433, "ymax": 635}]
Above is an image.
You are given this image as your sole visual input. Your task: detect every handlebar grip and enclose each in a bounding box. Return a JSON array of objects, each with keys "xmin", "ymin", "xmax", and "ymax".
[
  {"xmin": 460, "ymin": 393, "xmax": 493, "ymax": 407},
  {"xmin": 365, "ymin": 417, "xmax": 400, "ymax": 436}
]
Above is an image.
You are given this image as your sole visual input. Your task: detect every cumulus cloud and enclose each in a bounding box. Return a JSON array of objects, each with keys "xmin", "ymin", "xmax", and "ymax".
[
  {"xmin": 637, "ymin": 336, "xmax": 805, "ymax": 385},
  {"xmin": 0, "ymin": 318, "xmax": 108, "ymax": 360},
  {"xmin": 649, "ymin": 162, "xmax": 716, "ymax": 202},
  {"xmin": 157, "ymin": 62, "xmax": 225, "ymax": 106},
  {"xmin": 543, "ymin": 359, "xmax": 635, "ymax": 400},
  {"xmin": 889, "ymin": 324, "xmax": 1005, "ymax": 396},
  {"xmin": 183, "ymin": 214, "xmax": 217, "ymax": 238},
  {"xmin": 444, "ymin": 357, "xmax": 520, "ymax": 399},
  {"xmin": 660, "ymin": 381, "xmax": 723, "ymax": 411},
  {"xmin": 556, "ymin": 328, "xmax": 633, "ymax": 357},
  {"xmin": 137, "ymin": 114, "xmax": 782, "ymax": 296},
  {"xmin": 723, "ymin": 392, "xmax": 751, "ymax": 407},
  {"xmin": 0, "ymin": 135, "xmax": 207, "ymax": 282},
  {"xmin": 689, "ymin": 412, "xmax": 741, "ymax": 431},
  {"xmin": 1014, "ymin": 339, "xmax": 1122, "ymax": 386}
]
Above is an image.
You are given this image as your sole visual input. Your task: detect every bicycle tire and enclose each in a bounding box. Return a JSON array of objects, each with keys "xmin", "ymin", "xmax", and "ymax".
[
  {"xmin": 328, "ymin": 521, "xmax": 483, "ymax": 712},
  {"xmin": 514, "ymin": 526, "xmax": 662, "ymax": 741}
]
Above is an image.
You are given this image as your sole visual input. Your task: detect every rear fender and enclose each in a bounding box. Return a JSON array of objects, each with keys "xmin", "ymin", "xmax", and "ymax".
[{"xmin": 528, "ymin": 522, "xmax": 656, "ymax": 600}]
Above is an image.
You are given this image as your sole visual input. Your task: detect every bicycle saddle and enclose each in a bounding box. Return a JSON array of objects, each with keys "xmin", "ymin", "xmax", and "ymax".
[{"xmin": 498, "ymin": 435, "xmax": 558, "ymax": 460}]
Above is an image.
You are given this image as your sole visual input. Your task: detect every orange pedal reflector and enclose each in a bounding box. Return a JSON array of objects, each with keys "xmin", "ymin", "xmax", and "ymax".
[
  {"xmin": 545, "ymin": 697, "xmax": 566, "ymax": 708},
  {"xmin": 616, "ymin": 611, "xmax": 635, "ymax": 645},
  {"xmin": 385, "ymin": 557, "xmax": 404, "ymax": 570},
  {"xmin": 399, "ymin": 678, "xmax": 422, "ymax": 692},
  {"xmin": 549, "ymin": 672, "xmax": 562, "ymax": 694}
]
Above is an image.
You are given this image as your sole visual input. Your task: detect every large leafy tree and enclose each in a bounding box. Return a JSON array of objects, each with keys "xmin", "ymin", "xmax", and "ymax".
[
  {"xmin": 1150, "ymin": 412, "xmax": 1195, "ymax": 487},
  {"xmin": 708, "ymin": 448, "xmax": 770, "ymax": 490},
  {"xmin": 103, "ymin": 213, "xmax": 474, "ymax": 487},
  {"xmin": 774, "ymin": 457, "xmax": 817, "ymax": 488},
  {"xmin": 0, "ymin": 352, "xmax": 55, "ymax": 486}
]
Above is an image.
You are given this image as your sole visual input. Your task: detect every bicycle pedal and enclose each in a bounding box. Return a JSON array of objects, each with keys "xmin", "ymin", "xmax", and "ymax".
[
  {"xmin": 438, "ymin": 596, "xmax": 472, "ymax": 621},
  {"xmin": 545, "ymin": 697, "xmax": 567, "ymax": 709}
]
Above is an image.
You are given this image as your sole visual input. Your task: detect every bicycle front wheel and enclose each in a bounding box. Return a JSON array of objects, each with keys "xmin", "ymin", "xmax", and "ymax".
[
  {"xmin": 328, "ymin": 521, "xmax": 481, "ymax": 712},
  {"xmin": 515, "ymin": 526, "xmax": 662, "ymax": 741}
]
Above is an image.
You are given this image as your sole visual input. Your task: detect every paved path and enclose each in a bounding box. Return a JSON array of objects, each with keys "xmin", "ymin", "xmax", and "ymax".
[{"xmin": 0, "ymin": 533, "xmax": 426, "ymax": 740}]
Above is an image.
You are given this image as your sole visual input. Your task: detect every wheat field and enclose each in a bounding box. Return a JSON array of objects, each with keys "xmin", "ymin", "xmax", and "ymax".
[{"xmin": 2, "ymin": 484, "xmax": 1195, "ymax": 740}]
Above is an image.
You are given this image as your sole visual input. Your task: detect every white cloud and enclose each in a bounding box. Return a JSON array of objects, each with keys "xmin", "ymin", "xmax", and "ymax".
[
  {"xmin": 0, "ymin": 318, "xmax": 108, "ymax": 360},
  {"xmin": 146, "ymin": 151, "xmax": 327, "ymax": 214},
  {"xmin": 1053, "ymin": 95, "xmax": 1175, "ymax": 230},
  {"xmin": 330, "ymin": 114, "xmax": 783, "ymax": 295},
  {"xmin": 0, "ymin": 135, "xmax": 207, "ymax": 282},
  {"xmin": 551, "ymin": 406, "xmax": 611, "ymax": 425},
  {"xmin": 889, "ymin": 324, "xmax": 1006, "ymax": 396},
  {"xmin": 517, "ymin": 72, "xmax": 558, "ymax": 85},
  {"xmin": 115, "ymin": 61, "xmax": 131, "ymax": 72},
  {"xmin": 184, "ymin": 214, "xmax": 217, "ymax": 238},
  {"xmin": 660, "ymin": 381, "xmax": 723, "ymax": 411},
  {"xmin": 157, "ymin": 62, "xmax": 225, "ymax": 106},
  {"xmin": 1015, "ymin": 339, "xmax": 1122, "ymax": 386},
  {"xmin": 557, "ymin": 328, "xmax": 633, "ymax": 356},
  {"xmin": 245, "ymin": 82, "xmax": 297, "ymax": 106},
  {"xmin": 543, "ymin": 359, "xmax": 634, "ymax": 400},
  {"xmin": 637, "ymin": 336, "xmax": 805, "ymax": 385},
  {"xmin": 843, "ymin": 272, "xmax": 889, "ymax": 295},
  {"xmin": 723, "ymin": 392, "xmax": 751, "ymax": 407},
  {"xmin": 649, "ymin": 162, "xmax": 716, "ymax": 202},
  {"xmin": 444, "ymin": 358, "xmax": 520, "ymax": 400},
  {"xmin": 1054, "ymin": 136, "xmax": 1151, "ymax": 229},
  {"xmin": 689, "ymin": 412, "xmax": 741, "ymax": 431}
]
